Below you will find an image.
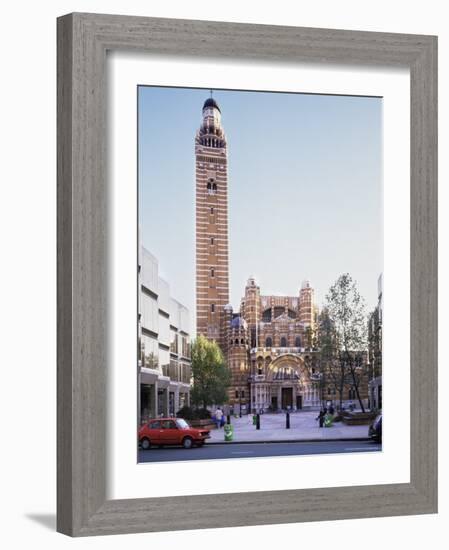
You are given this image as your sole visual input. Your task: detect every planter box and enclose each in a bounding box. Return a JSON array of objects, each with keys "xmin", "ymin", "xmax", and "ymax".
[
  {"xmin": 189, "ymin": 419, "xmax": 216, "ymax": 430},
  {"xmin": 341, "ymin": 411, "xmax": 377, "ymax": 425}
]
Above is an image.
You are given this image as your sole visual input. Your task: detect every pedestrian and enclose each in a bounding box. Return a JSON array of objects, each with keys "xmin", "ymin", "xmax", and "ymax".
[
  {"xmin": 329, "ymin": 404, "xmax": 335, "ymax": 416},
  {"xmin": 316, "ymin": 409, "xmax": 325, "ymax": 428},
  {"xmin": 215, "ymin": 407, "xmax": 223, "ymax": 429}
]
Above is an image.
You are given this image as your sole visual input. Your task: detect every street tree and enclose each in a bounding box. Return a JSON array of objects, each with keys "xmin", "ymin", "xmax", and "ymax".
[
  {"xmin": 317, "ymin": 308, "xmax": 346, "ymax": 410},
  {"xmin": 190, "ymin": 335, "xmax": 231, "ymax": 408},
  {"xmin": 324, "ymin": 273, "xmax": 369, "ymax": 412}
]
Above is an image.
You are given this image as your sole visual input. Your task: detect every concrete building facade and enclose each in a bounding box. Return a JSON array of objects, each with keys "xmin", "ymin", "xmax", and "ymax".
[{"xmin": 138, "ymin": 246, "xmax": 191, "ymax": 422}]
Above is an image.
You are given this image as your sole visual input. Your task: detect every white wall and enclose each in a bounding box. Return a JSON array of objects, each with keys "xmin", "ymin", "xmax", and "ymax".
[
  {"xmin": 141, "ymin": 293, "xmax": 159, "ymax": 334},
  {"xmin": 0, "ymin": 0, "xmax": 446, "ymax": 548},
  {"xmin": 141, "ymin": 248, "xmax": 159, "ymax": 294}
]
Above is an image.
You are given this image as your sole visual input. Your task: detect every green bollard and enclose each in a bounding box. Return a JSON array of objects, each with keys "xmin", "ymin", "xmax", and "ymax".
[
  {"xmin": 224, "ymin": 423, "xmax": 234, "ymax": 442},
  {"xmin": 324, "ymin": 414, "xmax": 333, "ymax": 427}
]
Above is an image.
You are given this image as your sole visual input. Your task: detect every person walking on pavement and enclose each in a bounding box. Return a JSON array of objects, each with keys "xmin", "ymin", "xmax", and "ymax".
[
  {"xmin": 316, "ymin": 409, "xmax": 325, "ymax": 428},
  {"xmin": 215, "ymin": 407, "xmax": 223, "ymax": 429}
]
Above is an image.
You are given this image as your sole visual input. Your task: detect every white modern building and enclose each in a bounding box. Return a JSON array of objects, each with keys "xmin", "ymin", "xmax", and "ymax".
[{"xmin": 138, "ymin": 246, "xmax": 191, "ymax": 422}]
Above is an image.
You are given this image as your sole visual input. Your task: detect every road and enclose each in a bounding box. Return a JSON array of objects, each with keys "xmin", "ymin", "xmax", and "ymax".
[{"xmin": 138, "ymin": 439, "xmax": 381, "ymax": 462}]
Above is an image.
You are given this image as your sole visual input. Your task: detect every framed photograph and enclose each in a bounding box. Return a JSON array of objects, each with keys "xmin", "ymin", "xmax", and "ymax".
[{"xmin": 57, "ymin": 13, "xmax": 437, "ymax": 536}]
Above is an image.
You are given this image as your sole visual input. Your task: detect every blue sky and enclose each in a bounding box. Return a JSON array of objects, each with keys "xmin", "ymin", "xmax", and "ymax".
[{"xmin": 138, "ymin": 86, "xmax": 382, "ymax": 329}]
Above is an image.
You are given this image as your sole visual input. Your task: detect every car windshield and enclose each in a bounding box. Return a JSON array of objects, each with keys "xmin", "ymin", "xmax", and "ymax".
[{"xmin": 176, "ymin": 419, "xmax": 190, "ymax": 429}]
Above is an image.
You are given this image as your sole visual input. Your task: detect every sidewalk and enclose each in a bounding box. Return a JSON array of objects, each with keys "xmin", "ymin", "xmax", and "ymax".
[{"xmin": 208, "ymin": 411, "xmax": 370, "ymax": 444}]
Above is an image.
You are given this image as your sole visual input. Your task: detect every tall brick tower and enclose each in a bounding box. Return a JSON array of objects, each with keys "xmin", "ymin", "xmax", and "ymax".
[
  {"xmin": 299, "ymin": 280, "xmax": 314, "ymax": 327},
  {"xmin": 241, "ymin": 277, "xmax": 261, "ymax": 348},
  {"xmin": 195, "ymin": 96, "xmax": 229, "ymax": 346}
]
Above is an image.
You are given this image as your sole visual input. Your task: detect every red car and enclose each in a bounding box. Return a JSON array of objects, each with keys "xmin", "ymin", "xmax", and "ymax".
[{"xmin": 139, "ymin": 418, "xmax": 210, "ymax": 450}]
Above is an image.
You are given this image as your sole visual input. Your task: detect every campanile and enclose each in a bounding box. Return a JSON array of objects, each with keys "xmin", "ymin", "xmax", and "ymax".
[{"xmin": 195, "ymin": 96, "xmax": 229, "ymax": 346}]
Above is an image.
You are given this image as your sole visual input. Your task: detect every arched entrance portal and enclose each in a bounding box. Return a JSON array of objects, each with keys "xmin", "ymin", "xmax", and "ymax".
[{"xmin": 267, "ymin": 355, "xmax": 310, "ymax": 411}]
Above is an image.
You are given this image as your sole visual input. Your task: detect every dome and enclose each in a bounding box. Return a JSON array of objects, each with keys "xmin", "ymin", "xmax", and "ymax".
[
  {"xmin": 231, "ymin": 316, "xmax": 247, "ymax": 330},
  {"xmin": 203, "ymin": 97, "xmax": 221, "ymax": 113},
  {"xmin": 246, "ymin": 276, "xmax": 257, "ymax": 287}
]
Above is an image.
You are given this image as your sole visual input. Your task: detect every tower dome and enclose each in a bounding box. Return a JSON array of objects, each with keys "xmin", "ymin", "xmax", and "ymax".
[
  {"xmin": 203, "ymin": 97, "xmax": 221, "ymax": 113},
  {"xmin": 246, "ymin": 276, "xmax": 257, "ymax": 287}
]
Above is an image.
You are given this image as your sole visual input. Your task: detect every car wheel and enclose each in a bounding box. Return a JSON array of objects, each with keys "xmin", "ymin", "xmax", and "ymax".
[
  {"xmin": 141, "ymin": 438, "xmax": 151, "ymax": 450},
  {"xmin": 182, "ymin": 437, "xmax": 193, "ymax": 449}
]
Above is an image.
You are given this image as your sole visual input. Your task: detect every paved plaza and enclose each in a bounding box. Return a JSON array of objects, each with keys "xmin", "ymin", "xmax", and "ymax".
[{"xmin": 208, "ymin": 411, "xmax": 371, "ymax": 443}]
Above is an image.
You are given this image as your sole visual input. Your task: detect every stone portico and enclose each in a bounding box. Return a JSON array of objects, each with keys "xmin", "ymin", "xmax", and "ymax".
[{"xmin": 250, "ymin": 351, "xmax": 320, "ymax": 412}]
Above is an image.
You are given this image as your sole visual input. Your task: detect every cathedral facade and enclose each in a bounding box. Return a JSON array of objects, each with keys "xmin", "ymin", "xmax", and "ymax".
[
  {"xmin": 195, "ymin": 96, "xmax": 322, "ymax": 412},
  {"xmin": 221, "ymin": 278, "xmax": 322, "ymax": 412}
]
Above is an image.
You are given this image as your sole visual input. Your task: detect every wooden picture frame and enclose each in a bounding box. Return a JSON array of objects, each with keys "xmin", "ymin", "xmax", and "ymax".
[{"xmin": 57, "ymin": 12, "xmax": 437, "ymax": 536}]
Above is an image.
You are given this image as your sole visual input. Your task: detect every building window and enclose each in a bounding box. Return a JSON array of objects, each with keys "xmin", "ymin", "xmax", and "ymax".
[
  {"xmin": 265, "ymin": 337, "xmax": 273, "ymax": 348},
  {"xmin": 170, "ymin": 329, "xmax": 178, "ymax": 355},
  {"xmin": 207, "ymin": 179, "xmax": 217, "ymax": 195},
  {"xmin": 280, "ymin": 336, "xmax": 287, "ymax": 348},
  {"xmin": 235, "ymin": 390, "xmax": 239, "ymax": 398},
  {"xmin": 210, "ymin": 237, "xmax": 214, "ymax": 245},
  {"xmin": 210, "ymin": 268, "xmax": 215, "ymax": 278},
  {"xmin": 295, "ymin": 336, "xmax": 301, "ymax": 348},
  {"xmin": 241, "ymin": 391, "xmax": 245, "ymax": 398},
  {"xmin": 262, "ymin": 309, "xmax": 272, "ymax": 322},
  {"xmin": 210, "ymin": 207, "xmax": 214, "ymax": 214},
  {"xmin": 211, "ymin": 304, "xmax": 215, "ymax": 313}
]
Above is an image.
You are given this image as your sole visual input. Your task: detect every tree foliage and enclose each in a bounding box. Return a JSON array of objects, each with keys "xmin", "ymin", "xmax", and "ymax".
[
  {"xmin": 321, "ymin": 273, "xmax": 369, "ymax": 412},
  {"xmin": 190, "ymin": 335, "xmax": 231, "ymax": 408},
  {"xmin": 325, "ymin": 273, "xmax": 368, "ymax": 353}
]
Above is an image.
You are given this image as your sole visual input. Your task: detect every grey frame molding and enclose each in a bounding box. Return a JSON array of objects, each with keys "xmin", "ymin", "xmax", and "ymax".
[{"xmin": 57, "ymin": 12, "xmax": 437, "ymax": 537}]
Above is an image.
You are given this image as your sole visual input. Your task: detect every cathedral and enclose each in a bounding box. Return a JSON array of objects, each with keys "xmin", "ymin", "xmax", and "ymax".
[{"xmin": 195, "ymin": 95, "xmax": 323, "ymax": 413}]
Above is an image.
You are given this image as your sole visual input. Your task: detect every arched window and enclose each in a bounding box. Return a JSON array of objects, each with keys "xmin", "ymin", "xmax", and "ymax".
[
  {"xmin": 295, "ymin": 336, "xmax": 301, "ymax": 348},
  {"xmin": 207, "ymin": 179, "xmax": 216, "ymax": 195},
  {"xmin": 241, "ymin": 338, "xmax": 244, "ymax": 344},
  {"xmin": 211, "ymin": 304, "xmax": 215, "ymax": 313},
  {"xmin": 280, "ymin": 337, "xmax": 287, "ymax": 348},
  {"xmin": 265, "ymin": 337, "xmax": 273, "ymax": 348},
  {"xmin": 273, "ymin": 306, "xmax": 284, "ymax": 319},
  {"xmin": 262, "ymin": 309, "xmax": 272, "ymax": 322}
]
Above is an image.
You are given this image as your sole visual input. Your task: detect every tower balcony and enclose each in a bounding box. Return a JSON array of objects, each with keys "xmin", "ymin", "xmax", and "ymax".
[
  {"xmin": 248, "ymin": 374, "xmax": 266, "ymax": 383},
  {"xmin": 250, "ymin": 346, "xmax": 304, "ymax": 356}
]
